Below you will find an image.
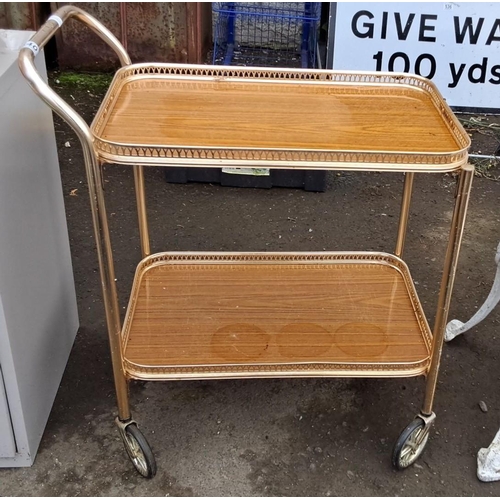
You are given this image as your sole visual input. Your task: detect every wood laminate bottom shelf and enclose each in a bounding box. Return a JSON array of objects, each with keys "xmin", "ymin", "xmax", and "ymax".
[{"xmin": 121, "ymin": 252, "xmax": 433, "ymax": 380}]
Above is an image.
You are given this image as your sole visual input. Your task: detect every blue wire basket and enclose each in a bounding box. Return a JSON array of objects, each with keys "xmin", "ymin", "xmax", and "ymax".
[{"xmin": 212, "ymin": 2, "xmax": 321, "ymax": 68}]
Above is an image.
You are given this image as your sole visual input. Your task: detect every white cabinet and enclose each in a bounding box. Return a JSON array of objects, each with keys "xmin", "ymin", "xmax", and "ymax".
[{"xmin": 0, "ymin": 30, "xmax": 79, "ymax": 467}]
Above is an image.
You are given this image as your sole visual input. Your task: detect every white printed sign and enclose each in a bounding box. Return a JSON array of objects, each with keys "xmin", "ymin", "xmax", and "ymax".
[{"xmin": 331, "ymin": 2, "xmax": 500, "ymax": 109}]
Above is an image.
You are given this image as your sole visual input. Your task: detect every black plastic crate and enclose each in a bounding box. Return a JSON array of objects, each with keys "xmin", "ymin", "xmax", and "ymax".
[{"xmin": 164, "ymin": 167, "xmax": 327, "ymax": 192}]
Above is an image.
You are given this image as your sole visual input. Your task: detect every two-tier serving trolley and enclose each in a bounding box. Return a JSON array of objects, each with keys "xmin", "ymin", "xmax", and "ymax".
[{"xmin": 19, "ymin": 6, "xmax": 472, "ymax": 478}]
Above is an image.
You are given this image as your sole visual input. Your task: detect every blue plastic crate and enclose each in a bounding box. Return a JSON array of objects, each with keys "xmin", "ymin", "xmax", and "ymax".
[{"xmin": 212, "ymin": 2, "xmax": 321, "ymax": 68}]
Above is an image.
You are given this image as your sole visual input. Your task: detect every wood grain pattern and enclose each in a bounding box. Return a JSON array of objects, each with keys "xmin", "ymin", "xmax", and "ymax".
[
  {"xmin": 123, "ymin": 258, "xmax": 431, "ymax": 375},
  {"xmin": 100, "ymin": 78, "xmax": 459, "ymax": 154}
]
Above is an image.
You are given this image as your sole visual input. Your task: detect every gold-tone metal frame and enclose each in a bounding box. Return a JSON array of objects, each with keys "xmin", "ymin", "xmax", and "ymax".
[
  {"xmin": 18, "ymin": 5, "xmax": 473, "ymax": 427},
  {"xmin": 18, "ymin": 5, "xmax": 132, "ymax": 420}
]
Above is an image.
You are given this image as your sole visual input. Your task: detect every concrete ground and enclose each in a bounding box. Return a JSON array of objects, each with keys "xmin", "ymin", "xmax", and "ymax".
[{"xmin": 1, "ymin": 81, "xmax": 500, "ymax": 496}]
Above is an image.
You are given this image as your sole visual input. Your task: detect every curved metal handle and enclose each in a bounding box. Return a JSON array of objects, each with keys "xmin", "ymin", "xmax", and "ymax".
[
  {"xmin": 18, "ymin": 4, "xmax": 130, "ymax": 144},
  {"xmin": 18, "ymin": 5, "xmax": 131, "ymax": 419}
]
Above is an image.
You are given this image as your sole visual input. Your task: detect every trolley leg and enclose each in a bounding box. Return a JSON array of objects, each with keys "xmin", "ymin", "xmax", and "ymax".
[
  {"xmin": 395, "ymin": 172, "xmax": 414, "ymax": 259},
  {"xmin": 96, "ymin": 161, "xmax": 155, "ymax": 477},
  {"xmin": 133, "ymin": 165, "xmax": 150, "ymax": 258},
  {"xmin": 392, "ymin": 165, "xmax": 474, "ymax": 470},
  {"xmin": 422, "ymin": 164, "xmax": 474, "ymax": 416},
  {"xmin": 91, "ymin": 161, "xmax": 131, "ymax": 422}
]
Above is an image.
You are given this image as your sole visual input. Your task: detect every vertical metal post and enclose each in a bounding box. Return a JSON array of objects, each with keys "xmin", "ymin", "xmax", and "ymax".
[
  {"xmin": 421, "ymin": 164, "xmax": 474, "ymax": 416},
  {"xmin": 92, "ymin": 159, "xmax": 130, "ymax": 421},
  {"xmin": 224, "ymin": 2, "xmax": 236, "ymax": 65},
  {"xmin": 325, "ymin": 3, "xmax": 337, "ymax": 70},
  {"xmin": 133, "ymin": 165, "xmax": 151, "ymax": 258},
  {"xmin": 395, "ymin": 172, "xmax": 415, "ymax": 258},
  {"xmin": 301, "ymin": 3, "xmax": 312, "ymax": 68}
]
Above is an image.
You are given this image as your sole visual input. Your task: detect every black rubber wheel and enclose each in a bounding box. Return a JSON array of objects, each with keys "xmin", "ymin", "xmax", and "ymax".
[
  {"xmin": 122, "ymin": 423, "xmax": 157, "ymax": 478},
  {"xmin": 392, "ymin": 417, "xmax": 429, "ymax": 470}
]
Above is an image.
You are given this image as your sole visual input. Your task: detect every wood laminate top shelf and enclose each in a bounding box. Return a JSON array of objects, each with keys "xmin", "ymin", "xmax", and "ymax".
[{"xmin": 91, "ymin": 65, "xmax": 470, "ymax": 172}]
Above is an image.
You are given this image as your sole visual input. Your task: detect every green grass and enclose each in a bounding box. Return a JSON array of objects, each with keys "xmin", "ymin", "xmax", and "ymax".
[{"xmin": 55, "ymin": 72, "xmax": 114, "ymax": 92}]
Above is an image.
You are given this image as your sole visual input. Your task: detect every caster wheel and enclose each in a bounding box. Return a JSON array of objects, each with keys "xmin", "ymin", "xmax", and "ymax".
[
  {"xmin": 121, "ymin": 423, "xmax": 157, "ymax": 478},
  {"xmin": 392, "ymin": 417, "xmax": 430, "ymax": 470}
]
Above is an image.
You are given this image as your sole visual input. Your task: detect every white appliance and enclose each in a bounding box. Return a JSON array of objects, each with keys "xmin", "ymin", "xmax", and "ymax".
[{"xmin": 0, "ymin": 30, "xmax": 78, "ymax": 467}]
